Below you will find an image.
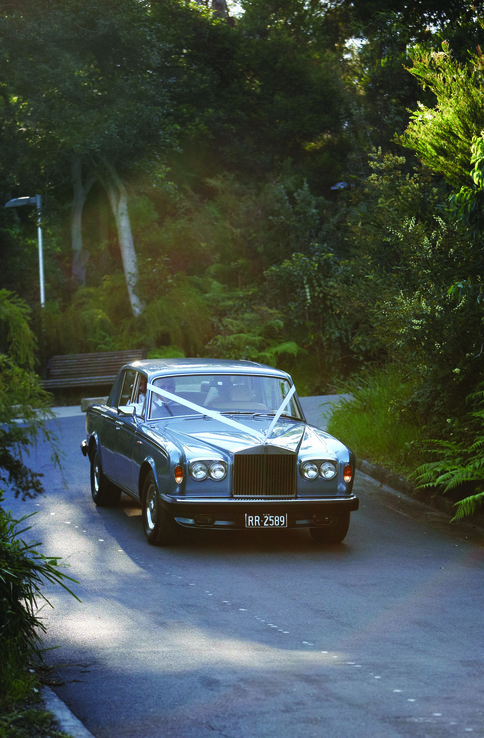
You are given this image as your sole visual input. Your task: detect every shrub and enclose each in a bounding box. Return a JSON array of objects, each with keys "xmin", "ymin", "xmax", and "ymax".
[
  {"xmin": 411, "ymin": 387, "xmax": 484, "ymax": 520},
  {"xmin": 0, "ymin": 494, "xmax": 78, "ymax": 707}
]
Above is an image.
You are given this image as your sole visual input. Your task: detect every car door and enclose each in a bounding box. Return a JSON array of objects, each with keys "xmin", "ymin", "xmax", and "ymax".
[
  {"xmin": 99, "ymin": 369, "xmax": 133, "ymax": 482},
  {"xmin": 100, "ymin": 369, "xmax": 136, "ymax": 487},
  {"xmin": 112, "ymin": 370, "xmax": 146, "ymax": 493}
]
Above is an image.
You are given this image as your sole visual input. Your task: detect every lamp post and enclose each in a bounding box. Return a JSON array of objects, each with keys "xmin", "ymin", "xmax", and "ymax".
[{"xmin": 4, "ymin": 195, "xmax": 45, "ymax": 308}]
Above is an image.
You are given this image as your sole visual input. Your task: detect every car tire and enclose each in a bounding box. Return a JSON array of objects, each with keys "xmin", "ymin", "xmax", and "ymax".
[
  {"xmin": 90, "ymin": 449, "xmax": 121, "ymax": 507},
  {"xmin": 309, "ymin": 513, "xmax": 350, "ymax": 544},
  {"xmin": 142, "ymin": 471, "xmax": 179, "ymax": 546}
]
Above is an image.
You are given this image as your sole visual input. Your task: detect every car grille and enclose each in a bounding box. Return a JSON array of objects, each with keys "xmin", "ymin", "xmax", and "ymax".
[{"xmin": 232, "ymin": 452, "xmax": 296, "ymax": 498}]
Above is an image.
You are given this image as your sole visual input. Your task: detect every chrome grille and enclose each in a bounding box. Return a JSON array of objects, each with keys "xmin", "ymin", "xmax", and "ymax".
[{"xmin": 233, "ymin": 453, "xmax": 296, "ymax": 498}]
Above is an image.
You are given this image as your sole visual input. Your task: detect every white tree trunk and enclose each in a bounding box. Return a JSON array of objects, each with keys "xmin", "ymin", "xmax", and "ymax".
[
  {"xmin": 71, "ymin": 157, "xmax": 96, "ymax": 285},
  {"xmin": 102, "ymin": 163, "xmax": 144, "ymax": 317}
]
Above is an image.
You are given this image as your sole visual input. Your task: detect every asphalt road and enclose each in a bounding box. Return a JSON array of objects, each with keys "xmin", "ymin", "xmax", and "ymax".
[{"xmin": 5, "ymin": 399, "xmax": 484, "ymax": 738}]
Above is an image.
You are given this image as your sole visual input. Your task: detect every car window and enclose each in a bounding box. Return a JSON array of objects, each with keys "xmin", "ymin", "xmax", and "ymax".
[
  {"xmin": 149, "ymin": 374, "xmax": 302, "ymax": 418},
  {"xmin": 126, "ymin": 373, "xmax": 148, "ymax": 416},
  {"xmin": 118, "ymin": 369, "xmax": 137, "ymax": 407}
]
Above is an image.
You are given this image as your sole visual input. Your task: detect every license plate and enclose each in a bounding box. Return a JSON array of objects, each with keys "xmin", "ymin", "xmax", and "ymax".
[{"xmin": 245, "ymin": 513, "xmax": 288, "ymax": 528}]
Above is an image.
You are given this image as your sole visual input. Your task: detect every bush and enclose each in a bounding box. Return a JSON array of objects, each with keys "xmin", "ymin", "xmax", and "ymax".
[
  {"xmin": 0, "ymin": 494, "xmax": 78, "ymax": 708},
  {"xmin": 411, "ymin": 387, "xmax": 484, "ymax": 521}
]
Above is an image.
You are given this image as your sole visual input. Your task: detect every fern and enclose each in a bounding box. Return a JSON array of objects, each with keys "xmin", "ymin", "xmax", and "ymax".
[
  {"xmin": 411, "ymin": 388, "xmax": 484, "ymax": 520},
  {"xmin": 453, "ymin": 491, "xmax": 484, "ymax": 520}
]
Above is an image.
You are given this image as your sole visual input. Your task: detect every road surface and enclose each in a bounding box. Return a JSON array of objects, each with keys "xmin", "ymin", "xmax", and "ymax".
[{"xmin": 5, "ymin": 400, "xmax": 484, "ymax": 737}]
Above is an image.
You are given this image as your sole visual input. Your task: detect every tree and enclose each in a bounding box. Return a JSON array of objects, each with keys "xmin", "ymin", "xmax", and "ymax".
[
  {"xmin": 400, "ymin": 42, "xmax": 484, "ymax": 189},
  {"xmin": 0, "ymin": 0, "xmax": 177, "ymax": 315}
]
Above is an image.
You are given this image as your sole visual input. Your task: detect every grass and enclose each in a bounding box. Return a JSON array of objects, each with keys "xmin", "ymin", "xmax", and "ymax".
[
  {"xmin": 0, "ymin": 675, "xmax": 72, "ymax": 738},
  {"xmin": 327, "ymin": 366, "xmax": 426, "ymax": 477}
]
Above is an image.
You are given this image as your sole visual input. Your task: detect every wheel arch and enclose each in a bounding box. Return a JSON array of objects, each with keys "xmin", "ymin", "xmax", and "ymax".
[
  {"xmin": 87, "ymin": 433, "xmax": 100, "ymax": 461},
  {"xmin": 139, "ymin": 458, "xmax": 157, "ymax": 504}
]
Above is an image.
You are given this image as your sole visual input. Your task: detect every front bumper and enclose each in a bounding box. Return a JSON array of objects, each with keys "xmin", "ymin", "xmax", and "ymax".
[{"xmin": 162, "ymin": 494, "xmax": 359, "ymax": 530}]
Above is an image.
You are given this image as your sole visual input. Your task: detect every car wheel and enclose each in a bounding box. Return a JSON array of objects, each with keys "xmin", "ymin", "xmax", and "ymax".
[
  {"xmin": 90, "ymin": 449, "xmax": 121, "ymax": 507},
  {"xmin": 142, "ymin": 471, "xmax": 179, "ymax": 546},
  {"xmin": 309, "ymin": 513, "xmax": 350, "ymax": 544}
]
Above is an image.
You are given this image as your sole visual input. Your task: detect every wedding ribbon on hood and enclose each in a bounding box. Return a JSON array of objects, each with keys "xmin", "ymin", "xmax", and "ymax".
[{"xmin": 147, "ymin": 382, "xmax": 297, "ymax": 442}]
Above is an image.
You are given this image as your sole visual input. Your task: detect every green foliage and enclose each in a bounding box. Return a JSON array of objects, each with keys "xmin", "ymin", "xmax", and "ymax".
[
  {"xmin": 0, "ymin": 292, "xmax": 62, "ymax": 500},
  {"xmin": 147, "ymin": 347, "xmax": 185, "ymax": 360},
  {"xmin": 336, "ymin": 149, "xmax": 483, "ymax": 431},
  {"xmin": 42, "ymin": 277, "xmax": 132, "ymax": 356},
  {"xmin": 0, "ymin": 494, "xmax": 79, "ymax": 707},
  {"xmin": 0, "ymin": 293, "xmax": 73, "ymax": 728},
  {"xmin": 139, "ymin": 278, "xmax": 212, "ymax": 356},
  {"xmin": 411, "ymin": 388, "xmax": 484, "ymax": 520},
  {"xmin": 206, "ymin": 298, "xmax": 306, "ymax": 368},
  {"xmin": 327, "ymin": 365, "xmax": 426, "ymax": 474},
  {"xmin": 400, "ymin": 42, "xmax": 484, "ymax": 189},
  {"xmin": 0, "ymin": 696, "xmax": 70, "ymax": 738},
  {"xmin": 450, "ymin": 133, "xmax": 484, "ymax": 239},
  {"xmin": 265, "ymin": 245, "xmax": 354, "ymax": 386}
]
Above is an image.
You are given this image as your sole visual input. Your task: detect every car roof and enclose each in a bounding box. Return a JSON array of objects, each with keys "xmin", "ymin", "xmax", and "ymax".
[{"xmin": 126, "ymin": 358, "xmax": 292, "ymax": 381}]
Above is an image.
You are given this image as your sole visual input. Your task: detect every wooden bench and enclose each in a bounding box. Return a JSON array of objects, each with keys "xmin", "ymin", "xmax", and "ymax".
[{"xmin": 41, "ymin": 349, "xmax": 146, "ymax": 390}]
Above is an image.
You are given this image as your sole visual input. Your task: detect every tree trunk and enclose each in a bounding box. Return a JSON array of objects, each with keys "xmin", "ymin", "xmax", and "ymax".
[
  {"xmin": 195, "ymin": 0, "xmax": 228, "ymax": 18},
  {"xmin": 71, "ymin": 157, "xmax": 96, "ymax": 285},
  {"xmin": 102, "ymin": 163, "xmax": 144, "ymax": 317}
]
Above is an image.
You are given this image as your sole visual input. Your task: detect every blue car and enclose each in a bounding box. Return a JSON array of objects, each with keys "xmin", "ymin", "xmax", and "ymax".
[{"xmin": 81, "ymin": 359, "xmax": 358, "ymax": 545}]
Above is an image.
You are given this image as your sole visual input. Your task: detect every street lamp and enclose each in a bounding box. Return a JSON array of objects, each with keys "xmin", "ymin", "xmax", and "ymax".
[{"xmin": 4, "ymin": 195, "xmax": 45, "ymax": 308}]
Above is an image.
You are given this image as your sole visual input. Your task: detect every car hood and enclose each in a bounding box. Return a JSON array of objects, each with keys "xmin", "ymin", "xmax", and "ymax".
[{"xmin": 146, "ymin": 415, "xmax": 344, "ymax": 459}]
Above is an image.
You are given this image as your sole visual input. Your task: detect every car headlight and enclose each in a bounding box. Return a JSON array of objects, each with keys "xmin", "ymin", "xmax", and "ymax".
[
  {"xmin": 190, "ymin": 461, "xmax": 208, "ymax": 481},
  {"xmin": 300, "ymin": 460, "xmax": 338, "ymax": 480},
  {"xmin": 301, "ymin": 461, "xmax": 319, "ymax": 480},
  {"xmin": 209, "ymin": 461, "xmax": 227, "ymax": 481},
  {"xmin": 189, "ymin": 460, "xmax": 227, "ymax": 482},
  {"xmin": 319, "ymin": 461, "xmax": 337, "ymax": 480}
]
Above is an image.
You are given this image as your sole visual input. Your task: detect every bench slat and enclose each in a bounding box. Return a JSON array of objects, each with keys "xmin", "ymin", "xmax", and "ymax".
[{"xmin": 41, "ymin": 350, "xmax": 146, "ymax": 390}]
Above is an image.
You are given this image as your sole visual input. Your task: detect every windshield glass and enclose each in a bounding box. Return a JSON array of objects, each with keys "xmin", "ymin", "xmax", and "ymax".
[{"xmin": 148, "ymin": 373, "xmax": 302, "ymax": 420}]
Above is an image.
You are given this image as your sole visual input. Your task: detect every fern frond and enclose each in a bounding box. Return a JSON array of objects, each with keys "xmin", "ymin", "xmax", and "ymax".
[{"xmin": 452, "ymin": 491, "xmax": 484, "ymax": 521}]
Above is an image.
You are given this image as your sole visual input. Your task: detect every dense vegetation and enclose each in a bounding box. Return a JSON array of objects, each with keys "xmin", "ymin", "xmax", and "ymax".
[{"xmin": 1, "ymin": 0, "xmax": 484, "ymax": 522}]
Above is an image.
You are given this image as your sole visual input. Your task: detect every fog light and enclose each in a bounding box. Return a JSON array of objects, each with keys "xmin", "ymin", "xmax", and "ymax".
[
  {"xmin": 194, "ymin": 514, "xmax": 215, "ymax": 527},
  {"xmin": 312, "ymin": 514, "xmax": 333, "ymax": 526}
]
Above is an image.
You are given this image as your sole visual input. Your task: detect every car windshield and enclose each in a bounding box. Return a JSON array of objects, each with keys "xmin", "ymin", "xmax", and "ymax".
[{"xmin": 148, "ymin": 373, "xmax": 302, "ymax": 420}]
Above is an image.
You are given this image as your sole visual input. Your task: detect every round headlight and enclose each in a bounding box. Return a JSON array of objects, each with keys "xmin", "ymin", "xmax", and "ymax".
[
  {"xmin": 190, "ymin": 461, "xmax": 208, "ymax": 481},
  {"xmin": 209, "ymin": 461, "xmax": 227, "ymax": 481},
  {"xmin": 301, "ymin": 461, "xmax": 319, "ymax": 480},
  {"xmin": 320, "ymin": 461, "xmax": 337, "ymax": 479}
]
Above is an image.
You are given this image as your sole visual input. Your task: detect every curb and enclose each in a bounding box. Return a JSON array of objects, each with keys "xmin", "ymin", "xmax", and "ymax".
[
  {"xmin": 356, "ymin": 458, "xmax": 484, "ymax": 530},
  {"xmin": 42, "ymin": 686, "xmax": 95, "ymax": 738}
]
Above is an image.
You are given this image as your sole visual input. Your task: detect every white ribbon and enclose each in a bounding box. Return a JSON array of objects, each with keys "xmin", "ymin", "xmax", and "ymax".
[
  {"xmin": 147, "ymin": 381, "xmax": 297, "ymax": 444},
  {"xmin": 147, "ymin": 383, "xmax": 265, "ymax": 441},
  {"xmin": 265, "ymin": 384, "xmax": 296, "ymax": 440}
]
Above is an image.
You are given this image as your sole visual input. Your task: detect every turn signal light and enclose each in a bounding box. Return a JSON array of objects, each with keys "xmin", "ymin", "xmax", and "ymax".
[
  {"xmin": 343, "ymin": 464, "xmax": 353, "ymax": 483},
  {"xmin": 174, "ymin": 465, "xmax": 184, "ymax": 484}
]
